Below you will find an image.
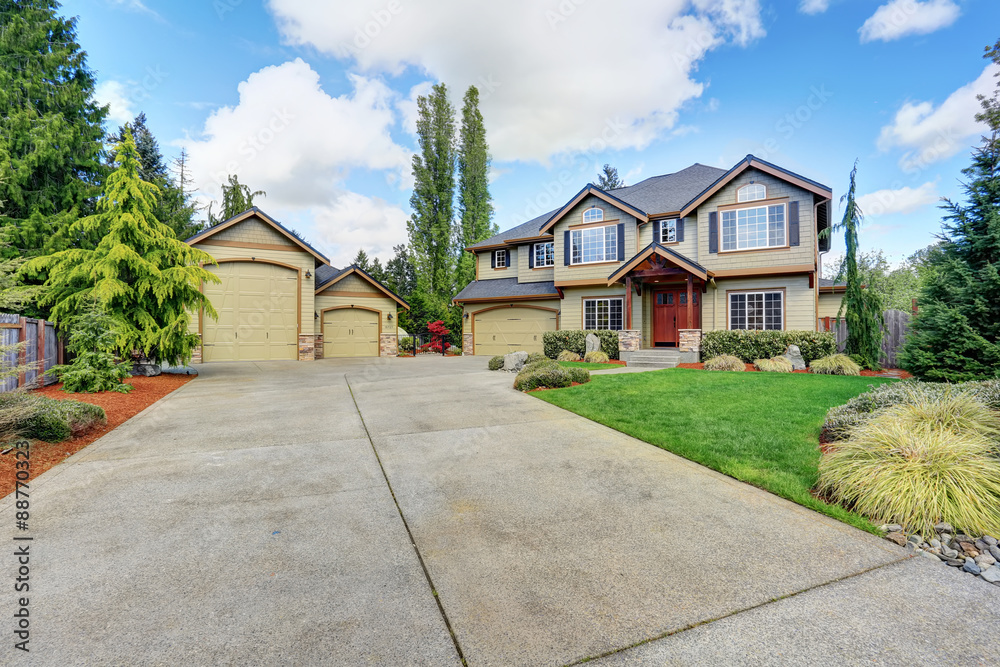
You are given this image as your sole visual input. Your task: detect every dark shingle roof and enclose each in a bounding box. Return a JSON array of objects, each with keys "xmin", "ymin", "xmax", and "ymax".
[
  {"xmin": 453, "ymin": 278, "xmax": 559, "ymax": 302},
  {"xmin": 315, "ymin": 264, "xmax": 344, "ymax": 287},
  {"xmin": 467, "ymin": 210, "xmax": 558, "ymax": 250},
  {"xmin": 608, "ymin": 164, "xmax": 728, "ymax": 215},
  {"xmin": 819, "ymin": 278, "xmax": 846, "ymax": 288}
]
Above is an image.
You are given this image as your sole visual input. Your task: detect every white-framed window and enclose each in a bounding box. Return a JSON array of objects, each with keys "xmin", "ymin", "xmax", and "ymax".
[
  {"xmin": 660, "ymin": 220, "xmax": 677, "ymax": 243},
  {"xmin": 582, "ymin": 207, "xmax": 604, "ymax": 223},
  {"xmin": 737, "ymin": 183, "xmax": 766, "ymax": 202},
  {"xmin": 721, "ymin": 204, "xmax": 786, "ymax": 252},
  {"xmin": 729, "ymin": 291, "xmax": 783, "ymax": 330},
  {"xmin": 533, "ymin": 241, "xmax": 554, "ymax": 267},
  {"xmin": 571, "ymin": 224, "xmax": 617, "ymax": 264},
  {"xmin": 494, "ymin": 249, "xmax": 507, "ymax": 268},
  {"xmin": 584, "ymin": 297, "xmax": 624, "ymax": 330}
]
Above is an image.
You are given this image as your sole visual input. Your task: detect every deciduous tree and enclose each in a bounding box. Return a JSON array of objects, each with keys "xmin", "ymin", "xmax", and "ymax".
[{"xmin": 455, "ymin": 86, "xmax": 496, "ymax": 288}]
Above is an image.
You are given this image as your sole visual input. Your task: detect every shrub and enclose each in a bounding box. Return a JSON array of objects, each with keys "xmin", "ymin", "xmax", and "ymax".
[
  {"xmin": 542, "ymin": 330, "xmax": 620, "ymax": 360},
  {"xmin": 703, "ymin": 355, "xmax": 745, "ymax": 372},
  {"xmin": 0, "ymin": 392, "xmax": 106, "ymax": 443},
  {"xmin": 818, "ymin": 398, "xmax": 1000, "ymax": 538},
  {"xmin": 398, "ymin": 336, "xmax": 415, "ymax": 352},
  {"xmin": 514, "ymin": 362, "xmax": 572, "ymax": 392},
  {"xmin": 53, "ymin": 301, "xmax": 132, "ymax": 393},
  {"xmin": 525, "ymin": 352, "xmax": 548, "ymax": 364},
  {"xmin": 557, "ymin": 350, "xmax": 582, "ymax": 362},
  {"xmin": 754, "ymin": 356, "xmax": 793, "ymax": 373},
  {"xmin": 566, "ymin": 367, "xmax": 591, "ymax": 385},
  {"xmin": 702, "ymin": 330, "xmax": 835, "ymax": 365},
  {"xmin": 810, "ymin": 354, "xmax": 862, "ymax": 376},
  {"xmin": 488, "ymin": 355, "xmax": 505, "ymax": 371},
  {"xmin": 584, "ymin": 350, "xmax": 610, "ymax": 363}
]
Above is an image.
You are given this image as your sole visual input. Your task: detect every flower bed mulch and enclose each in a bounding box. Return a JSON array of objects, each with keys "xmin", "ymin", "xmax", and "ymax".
[
  {"xmin": 676, "ymin": 362, "xmax": 912, "ymax": 379},
  {"xmin": 0, "ymin": 374, "xmax": 195, "ymax": 496}
]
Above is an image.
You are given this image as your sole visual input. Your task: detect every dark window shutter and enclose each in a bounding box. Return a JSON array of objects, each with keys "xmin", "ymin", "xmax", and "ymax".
[
  {"xmin": 676, "ymin": 218, "xmax": 685, "ymax": 243},
  {"xmin": 617, "ymin": 223, "xmax": 625, "ymax": 261},
  {"xmin": 505, "ymin": 249, "xmax": 511, "ymax": 267},
  {"xmin": 709, "ymin": 212, "xmax": 719, "ymax": 254},
  {"xmin": 528, "ymin": 244, "xmax": 535, "ymax": 268},
  {"xmin": 652, "ymin": 220, "xmax": 660, "ymax": 244},
  {"xmin": 564, "ymin": 230, "xmax": 571, "ymax": 265},
  {"xmin": 490, "ymin": 251, "xmax": 496, "ymax": 268},
  {"xmin": 788, "ymin": 201, "xmax": 800, "ymax": 247}
]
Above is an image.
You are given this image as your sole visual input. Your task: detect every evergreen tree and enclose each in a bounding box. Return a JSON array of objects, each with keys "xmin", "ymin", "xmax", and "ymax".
[
  {"xmin": 407, "ymin": 83, "xmax": 456, "ymax": 315},
  {"xmin": 595, "ymin": 164, "xmax": 625, "ymax": 190},
  {"xmin": 20, "ymin": 130, "xmax": 219, "ymax": 365},
  {"xmin": 206, "ymin": 174, "xmax": 265, "ymax": 225},
  {"xmin": 0, "ymin": 0, "xmax": 108, "ymax": 256},
  {"xmin": 899, "ymin": 39, "xmax": 1000, "ymax": 381},
  {"xmin": 455, "ymin": 85, "xmax": 496, "ymax": 288},
  {"xmin": 369, "ymin": 256, "xmax": 385, "ymax": 283},
  {"xmin": 383, "ymin": 244, "xmax": 416, "ymax": 297},
  {"xmin": 352, "ymin": 248, "xmax": 372, "ymax": 272}
]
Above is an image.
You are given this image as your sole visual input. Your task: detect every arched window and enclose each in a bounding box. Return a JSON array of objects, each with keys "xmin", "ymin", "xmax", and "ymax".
[
  {"xmin": 582, "ymin": 207, "xmax": 604, "ymax": 223},
  {"xmin": 737, "ymin": 183, "xmax": 766, "ymax": 202}
]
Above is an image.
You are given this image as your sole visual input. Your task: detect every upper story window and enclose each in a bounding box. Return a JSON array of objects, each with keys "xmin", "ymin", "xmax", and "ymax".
[
  {"xmin": 737, "ymin": 183, "xmax": 766, "ymax": 202},
  {"xmin": 721, "ymin": 203, "xmax": 785, "ymax": 252},
  {"xmin": 494, "ymin": 249, "xmax": 507, "ymax": 268},
  {"xmin": 660, "ymin": 220, "xmax": 676, "ymax": 244},
  {"xmin": 533, "ymin": 242, "xmax": 554, "ymax": 267},
  {"xmin": 571, "ymin": 224, "xmax": 617, "ymax": 264},
  {"xmin": 582, "ymin": 207, "xmax": 604, "ymax": 223}
]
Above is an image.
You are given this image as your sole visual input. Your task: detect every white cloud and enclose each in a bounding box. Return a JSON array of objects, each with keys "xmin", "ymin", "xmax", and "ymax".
[
  {"xmin": 877, "ymin": 64, "xmax": 997, "ymax": 170},
  {"xmin": 94, "ymin": 80, "xmax": 134, "ymax": 125},
  {"xmin": 266, "ymin": 0, "xmax": 765, "ymax": 162},
  {"xmin": 396, "ymin": 81, "xmax": 434, "ymax": 136},
  {"xmin": 313, "ymin": 192, "xmax": 409, "ymax": 265},
  {"xmin": 857, "ymin": 181, "xmax": 939, "ymax": 217},
  {"xmin": 106, "ymin": 0, "xmax": 163, "ymax": 21},
  {"xmin": 798, "ymin": 0, "xmax": 829, "ymax": 14},
  {"xmin": 859, "ymin": 0, "xmax": 960, "ymax": 43}
]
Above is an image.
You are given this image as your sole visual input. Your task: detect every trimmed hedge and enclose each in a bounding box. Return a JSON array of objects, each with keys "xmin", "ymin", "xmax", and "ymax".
[
  {"xmin": 0, "ymin": 392, "xmax": 106, "ymax": 443},
  {"xmin": 542, "ymin": 330, "xmax": 620, "ymax": 360},
  {"xmin": 702, "ymin": 330, "xmax": 835, "ymax": 365}
]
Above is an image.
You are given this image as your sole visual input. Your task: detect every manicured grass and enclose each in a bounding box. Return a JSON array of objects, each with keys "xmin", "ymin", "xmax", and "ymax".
[
  {"xmin": 533, "ymin": 368, "xmax": 895, "ymax": 533},
  {"xmin": 557, "ymin": 361, "xmax": 622, "ymax": 371}
]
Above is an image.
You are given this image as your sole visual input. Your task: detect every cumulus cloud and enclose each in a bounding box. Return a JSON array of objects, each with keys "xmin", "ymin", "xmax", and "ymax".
[
  {"xmin": 312, "ymin": 192, "xmax": 410, "ymax": 265},
  {"xmin": 857, "ymin": 181, "xmax": 939, "ymax": 217},
  {"xmin": 94, "ymin": 80, "xmax": 134, "ymax": 125},
  {"xmin": 266, "ymin": 0, "xmax": 765, "ymax": 162},
  {"xmin": 876, "ymin": 64, "xmax": 997, "ymax": 170},
  {"xmin": 859, "ymin": 0, "xmax": 960, "ymax": 43},
  {"xmin": 798, "ymin": 0, "xmax": 829, "ymax": 14}
]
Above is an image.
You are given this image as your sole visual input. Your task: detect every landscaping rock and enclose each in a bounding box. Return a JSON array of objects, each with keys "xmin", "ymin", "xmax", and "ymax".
[
  {"xmin": 929, "ymin": 539, "xmax": 942, "ymax": 549},
  {"xmin": 959, "ymin": 542, "xmax": 978, "ymax": 557},
  {"xmin": 989, "ymin": 545, "xmax": 1000, "ymax": 561},
  {"xmin": 945, "ymin": 558, "xmax": 965, "ymax": 567},
  {"xmin": 939, "ymin": 533, "xmax": 953, "ymax": 545},
  {"xmin": 906, "ymin": 534, "xmax": 922, "ymax": 545},
  {"xmin": 782, "ymin": 344, "xmax": 806, "ymax": 371},
  {"xmin": 981, "ymin": 567, "xmax": 1000, "ymax": 584},
  {"xmin": 975, "ymin": 553, "xmax": 996, "ymax": 568},
  {"xmin": 132, "ymin": 358, "xmax": 162, "ymax": 377},
  {"xmin": 885, "ymin": 531, "xmax": 907, "ymax": 547},
  {"xmin": 975, "ymin": 539, "xmax": 989, "ymax": 552},
  {"xmin": 962, "ymin": 558, "xmax": 981, "ymax": 575},
  {"xmin": 585, "ymin": 333, "xmax": 601, "ymax": 354},
  {"xmin": 983, "ymin": 535, "xmax": 998, "ymax": 547},
  {"xmin": 955, "ymin": 533, "xmax": 974, "ymax": 544},
  {"xmin": 943, "ymin": 547, "xmax": 960, "ymax": 560},
  {"xmin": 503, "ymin": 351, "xmax": 529, "ymax": 373},
  {"xmin": 934, "ymin": 522, "xmax": 954, "ymax": 534},
  {"xmin": 918, "ymin": 550, "xmax": 941, "ymax": 562},
  {"xmin": 881, "ymin": 524, "xmax": 903, "ymax": 533}
]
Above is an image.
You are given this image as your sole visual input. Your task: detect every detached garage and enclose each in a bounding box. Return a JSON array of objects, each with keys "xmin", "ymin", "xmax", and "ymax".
[{"xmin": 315, "ymin": 265, "xmax": 409, "ymax": 359}]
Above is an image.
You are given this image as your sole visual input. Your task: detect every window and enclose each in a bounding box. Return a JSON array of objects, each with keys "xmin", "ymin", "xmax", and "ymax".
[
  {"xmin": 571, "ymin": 224, "xmax": 617, "ymax": 264},
  {"xmin": 721, "ymin": 204, "xmax": 785, "ymax": 251},
  {"xmin": 533, "ymin": 242, "xmax": 554, "ymax": 267},
  {"xmin": 494, "ymin": 249, "xmax": 507, "ymax": 268},
  {"xmin": 584, "ymin": 298, "xmax": 624, "ymax": 330},
  {"xmin": 729, "ymin": 292, "xmax": 783, "ymax": 330},
  {"xmin": 582, "ymin": 207, "xmax": 604, "ymax": 223},
  {"xmin": 737, "ymin": 183, "xmax": 766, "ymax": 202},
  {"xmin": 660, "ymin": 220, "xmax": 676, "ymax": 243}
]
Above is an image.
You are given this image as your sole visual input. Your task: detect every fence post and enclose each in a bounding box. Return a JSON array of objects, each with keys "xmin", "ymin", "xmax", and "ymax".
[
  {"xmin": 911, "ymin": 298, "xmax": 918, "ymax": 316},
  {"xmin": 37, "ymin": 318, "xmax": 46, "ymax": 380},
  {"xmin": 17, "ymin": 317, "xmax": 26, "ymax": 389}
]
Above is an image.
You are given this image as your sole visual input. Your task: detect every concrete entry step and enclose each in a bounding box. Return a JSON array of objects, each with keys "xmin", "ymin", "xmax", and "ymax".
[{"xmin": 622, "ymin": 348, "xmax": 683, "ymax": 368}]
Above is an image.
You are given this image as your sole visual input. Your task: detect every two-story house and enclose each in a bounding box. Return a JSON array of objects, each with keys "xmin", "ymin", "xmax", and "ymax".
[{"xmin": 453, "ymin": 155, "xmax": 835, "ymax": 362}]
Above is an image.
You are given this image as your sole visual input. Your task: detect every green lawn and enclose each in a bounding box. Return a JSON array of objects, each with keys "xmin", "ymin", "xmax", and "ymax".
[
  {"xmin": 533, "ymin": 368, "xmax": 894, "ymax": 532},
  {"xmin": 557, "ymin": 361, "xmax": 623, "ymax": 371}
]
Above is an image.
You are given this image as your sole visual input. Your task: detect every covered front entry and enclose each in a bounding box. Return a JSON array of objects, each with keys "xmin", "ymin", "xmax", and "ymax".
[
  {"xmin": 653, "ymin": 288, "xmax": 702, "ymax": 346},
  {"xmin": 323, "ymin": 307, "xmax": 380, "ymax": 358},
  {"xmin": 473, "ymin": 306, "xmax": 558, "ymax": 356},
  {"xmin": 202, "ymin": 260, "xmax": 299, "ymax": 362}
]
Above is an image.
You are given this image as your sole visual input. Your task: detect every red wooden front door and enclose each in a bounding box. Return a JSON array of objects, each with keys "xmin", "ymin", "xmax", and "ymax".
[{"xmin": 653, "ymin": 289, "xmax": 700, "ymax": 346}]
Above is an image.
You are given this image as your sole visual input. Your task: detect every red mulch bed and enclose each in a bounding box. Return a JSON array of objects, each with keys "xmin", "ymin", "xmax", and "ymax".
[
  {"xmin": 675, "ymin": 362, "xmax": 912, "ymax": 379},
  {"xmin": 1, "ymin": 374, "xmax": 194, "ymax": 495}
]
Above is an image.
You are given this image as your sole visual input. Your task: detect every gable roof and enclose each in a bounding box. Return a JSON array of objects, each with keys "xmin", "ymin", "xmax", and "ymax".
[
  {"xmin": 538, "ymin": 184, "xmax": 649, "ymax": 234},
  {"xmin": 466, "ymin": 210, "xmax": 558, "ymax": 251},
  {"xmin": 606, "ymin": 163, "xmax": 728, "ymax": 216},
  {"xmin": 315, "ymin": 264, "xmax": 410, "ymax": 309},
  {"xmin": 679, "ymin": 155, "xmax": 833, "ymax": 217},
  {"xmin": 453, "ymin": 277, "xmax": 560, "ymax": 303},
  {"xmin": 186, "ymin": 207, "xmax": 330, "ymax": 265},
  {"xmin": 607, "ymin": 242, "xmax": 709, "ymax": 284}
]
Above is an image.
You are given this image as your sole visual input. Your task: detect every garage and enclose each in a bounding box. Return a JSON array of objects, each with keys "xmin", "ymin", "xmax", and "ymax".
[
  {"xmin": 323, "ymin": 307, "xmax": 380, "ymax": 358},
  {"xmin": 474, "ymin": 307, "xmax": 557, "ymax": 356},
  {"xmin": 202, "ymin": 261, "xmax": 299, "ymax": 362}
]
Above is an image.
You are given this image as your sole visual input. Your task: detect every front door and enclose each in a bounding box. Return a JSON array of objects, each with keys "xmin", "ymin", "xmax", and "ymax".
[{"xmin": 653, "ymin": 289, "xmax": 700, "ymax": 346}]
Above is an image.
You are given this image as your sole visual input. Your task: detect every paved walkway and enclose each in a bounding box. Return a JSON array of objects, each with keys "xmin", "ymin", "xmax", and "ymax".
[{"xmin": 3, "ymin": 356, "xmax": 998, "ymax": 665}]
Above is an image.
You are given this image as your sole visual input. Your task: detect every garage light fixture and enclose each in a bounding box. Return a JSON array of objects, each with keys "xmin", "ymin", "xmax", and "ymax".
[
  {"xmin": 305, "ymin": 269, "xmax": 312, "ymax": 279},
  {"xmin": 387, "ymin": 313, "xmax": 393, "ymax": 321},
  {"xmin": 314, "ymin": 311, "xmax": 319, "ymax": 319}
]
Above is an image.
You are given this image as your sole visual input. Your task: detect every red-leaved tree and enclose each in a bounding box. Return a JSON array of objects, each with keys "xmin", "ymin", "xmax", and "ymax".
[{"xmin": 426, "ymin": 320, "xmax": 450, "ymax": 353}]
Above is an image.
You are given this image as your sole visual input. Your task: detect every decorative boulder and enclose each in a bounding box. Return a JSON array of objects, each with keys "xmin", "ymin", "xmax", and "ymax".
[
  {"xmin": 585, "ymin": 333, "xmax": 601, "ymax": 354},
  {"xmin": 132, "ymin": 357, "xmax": 162, "ymax": 377},
  {"xmin": 782, "ymin": 344, "xmax": 806, "ymax": 371},
  {"xmin": 503, "ymin": 351, "xmax": 529, "ymax": 372}
]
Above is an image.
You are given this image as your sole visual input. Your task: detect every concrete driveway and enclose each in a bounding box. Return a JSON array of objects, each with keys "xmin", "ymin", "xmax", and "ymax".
[{"xmin": 3, "ymin": 356, "xmax": 998, "ymax": 665}]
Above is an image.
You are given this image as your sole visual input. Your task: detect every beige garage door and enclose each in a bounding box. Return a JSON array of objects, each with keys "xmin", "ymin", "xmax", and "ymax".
[
  {"xmin": 474, "ymin": 307, "xmax": 557, "ymax": 356},
  {"xmin": 323, "ymin": 308, "xmax": 380, "ymax": 358},
  {"xmin": 202, "ymin": 262, "xmax": 299, "ymax": 362}
]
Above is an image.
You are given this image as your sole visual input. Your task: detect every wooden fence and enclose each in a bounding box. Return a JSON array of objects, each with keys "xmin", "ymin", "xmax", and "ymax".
[
  {"xmin": 817, "ymin": 309, "xmax": 911, "ymax": 368},
  {"xmin": 0, "ymin": 313, "xmax": 62, "ymax": 393}
]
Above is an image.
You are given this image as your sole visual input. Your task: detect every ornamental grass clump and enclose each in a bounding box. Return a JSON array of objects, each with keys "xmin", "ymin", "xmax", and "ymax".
[
  {"xmin": 703, "ymin": 355, "xmax": 745, "ymax": 372},
  {"xmin": 754, "ymin": 356, "xmax": 793, "ymax": 373},
  {"xmin": 809, "ymin": 354, "xmax": 862, "ymax": 376},
  {"xmin": 818, "ymin": 393, "xmax": 1000, "ymax": 538},
  {"xmin": 584, "ymin": 350, "xmax": 610, "ymax": 363},
  {"xmin": 488, "ymin": 355, "xmax": 505, "ymax": 371},
  {"xmin": 557, "ymin": 350, "xmax": 582, "ymax": 362}
]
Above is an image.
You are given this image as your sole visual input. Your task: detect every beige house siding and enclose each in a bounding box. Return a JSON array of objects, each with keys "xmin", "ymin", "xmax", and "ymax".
[
  {"xmin": 703, "ymin": 275, "xmax": 816, "ymax": 332},
  {"xmin": 696, "ymin": 169, "xmax": 816, "ymax": 273},
  {"xmin": 516, "ymin": 241, "xmax": 556, "ymax": 283},
  {"xmin": 818, "ymin": 292, "xmax": 844, "ymax": 318},
  {"xmin": 324, "ymin": 273, "xmax": 381, "ymax": 294},
  {"xmin": 210, "ymin": 218, "xmax": 298, "ymax": 247},
  {"xmin": 462, "ymin": 299, "xmax": 561, "ymax": 336},
  {"xmin": 553, "ymin": 195, "xmax": 638, "ymax": 284},
  {"xmin": 559, "ymin": 285, "xmax": 636, "ymax": 332},
  {"xmin": 315, "ymin": 290, "xmax": 398, "ymax": 338},
  {"xmin": 637, "ymin": 215, "xmax": 700, "ymax": 264},
  {"xmin": 476, "ymin": 247, "xmax": 518, "ymax": 280}
]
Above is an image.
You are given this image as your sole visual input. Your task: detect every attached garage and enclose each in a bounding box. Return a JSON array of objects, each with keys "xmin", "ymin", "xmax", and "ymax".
[
  {"xmin": 202, "ymin": 260, "xmax": 299, "ymax": 362},
  {"xmin": 322, "ymin": 307, "xmax": 379, "ymax": 358},
  {"xmin": 314, "ymin": 266, "xmax": 409, "ymax": 359},
  {"xmin": 473, "ymin": 306, "xmax": 558, "ymax": 356}
]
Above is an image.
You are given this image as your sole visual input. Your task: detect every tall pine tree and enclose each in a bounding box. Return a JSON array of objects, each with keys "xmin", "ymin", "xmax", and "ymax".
[
  {"xmin": 455, "ymin": 85, "xmax": 496, "ymax": 288},
  {"xmin": 20, "ymin": 129, "xmax": 219, "ymax": 366},
  {"xmin": 0, "ymin": 0, "xmax": 108, "ymax": 256},
  {"xmin": 207, "ymin": 174, "xmax": 265, "ymax": 225},
  {"xmin": 595, "ymin": 164, "xmax": 625, "ymax": 190},
  {"xmin": 899, "ymin": 39, "xmax": 1000, "ymax": 381}
]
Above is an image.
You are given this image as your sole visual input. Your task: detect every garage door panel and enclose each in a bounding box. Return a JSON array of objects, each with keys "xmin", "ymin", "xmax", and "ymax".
[{"xmin": 474, "ymin": 308, "xmax": 557, "ymax": 356}]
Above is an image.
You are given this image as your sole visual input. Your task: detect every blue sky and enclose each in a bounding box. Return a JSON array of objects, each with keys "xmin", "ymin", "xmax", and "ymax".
[{"xmin": 66, "ymin": 0, "xmax": 999, "ymax": 268}]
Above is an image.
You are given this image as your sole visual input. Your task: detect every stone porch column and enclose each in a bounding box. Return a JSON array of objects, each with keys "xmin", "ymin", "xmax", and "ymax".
[
  {"xmin": 380, "ymin": 333, "xmax": 398, "ymax": 357},
  {"xmin": 463, "ymin": 332, "xmax": 474, "ymax": 355},
  {"xmin": 678, "ymin": 329, "xmax": 703, "ymax": 363},
  {"xmin": 618, "ymin": 329, "xmax": 641, "ymax": 363}
]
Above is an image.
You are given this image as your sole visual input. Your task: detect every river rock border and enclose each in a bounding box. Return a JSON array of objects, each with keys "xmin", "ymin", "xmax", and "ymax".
[{"xmin": 883, "ymin": 522, "xmax": 1000, "ymax": 585}]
